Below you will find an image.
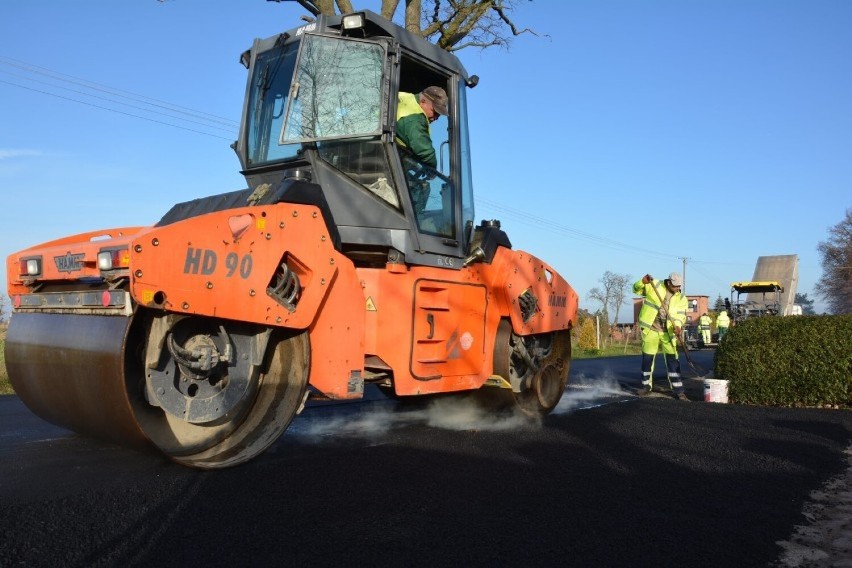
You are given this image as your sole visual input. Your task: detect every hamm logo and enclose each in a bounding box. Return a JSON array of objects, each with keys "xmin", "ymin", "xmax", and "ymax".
[
  {"xmin": 548, "ymin": 295, "xmax": 567, "ymax": 308},
  {"xmin": 55, "ymin": 252, "xmax": 85, "ymax": 273}
]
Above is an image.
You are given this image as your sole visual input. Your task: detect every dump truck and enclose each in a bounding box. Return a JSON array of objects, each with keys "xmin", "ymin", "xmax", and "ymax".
[{"xmin": 5, "ymin": 11, "xmax": 578, "ymax": 468}]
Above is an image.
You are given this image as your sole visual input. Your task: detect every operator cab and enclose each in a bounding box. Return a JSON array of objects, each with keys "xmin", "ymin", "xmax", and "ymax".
[{"xmin": 232, "ymin": 11, "xmax": 485, "ymax": 270}]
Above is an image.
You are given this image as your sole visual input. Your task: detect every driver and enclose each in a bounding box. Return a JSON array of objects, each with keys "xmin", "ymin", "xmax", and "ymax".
[{"xmin": 395, "ymin": 86, "xmax": 448, "ymax": 167}]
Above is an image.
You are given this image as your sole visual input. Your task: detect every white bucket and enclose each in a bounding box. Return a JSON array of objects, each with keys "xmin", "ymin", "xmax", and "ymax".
[{"xmin": 703, "ymin": 379, "xmax": 729, "ymax": 403}]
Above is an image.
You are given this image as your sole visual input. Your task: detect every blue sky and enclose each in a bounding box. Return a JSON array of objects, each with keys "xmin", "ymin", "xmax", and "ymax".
[{"xmin": 1, "ymin": 0, "xmax": 849, "ymax": 318}]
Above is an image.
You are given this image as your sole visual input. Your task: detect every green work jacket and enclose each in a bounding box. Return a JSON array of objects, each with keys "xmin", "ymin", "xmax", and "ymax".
[
  {"xmin": 699, "ymin": 314, "xmax": 712, "ymax": 329},
  {"xmin": 716, "ymin": 311, "xmax": 730, "ymax": 328},
  {"xmin": 633, "ymin": 278, "xmax": 688, "ymax": 333},
  {"xmin": 396, "ymin": 92, "xmax": 437, "ymax": 167}
]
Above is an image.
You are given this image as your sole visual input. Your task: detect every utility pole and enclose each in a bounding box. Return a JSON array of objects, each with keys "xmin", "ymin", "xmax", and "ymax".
[
  {"xmin": 679, "ymin": 257, "xmax": 689, "ymax": 295},
  {"xmin": 595, "ymin": 315, "xmax": 600, "ymax": 350}
]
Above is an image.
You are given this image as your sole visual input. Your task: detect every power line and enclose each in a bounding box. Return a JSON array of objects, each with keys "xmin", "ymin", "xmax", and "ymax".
[
  {"xmin": 688, "ymin": 262, "xmax": 730, "ymax": 289},
  {"xmin": 0, "ymin": 78, "xmax": 235, "ymax": 141},
  {"xmin": 477, "ymin": 197, "xmax": 679, "ymax": 261},
  {"xmin": 476, "ymin": 199, "xmax": 751, "ymax": 293},
  {"xmin": 0, "ymin": 56, "xmax": 239, "ymax": 140},
  {"xmin": 0, "ymin": 56, "xmax": 238, "ymax": 128},
  {"xmin": 0, "ymin": 70, "xmax": 237, "ymax": 135}
]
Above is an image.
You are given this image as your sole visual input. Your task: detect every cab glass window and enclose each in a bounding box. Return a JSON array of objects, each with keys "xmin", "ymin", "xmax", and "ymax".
[
  {"xmin": 401, "ymin": 151, "xmax": 455, "ymax": 238},
  {"xmin": 318, "ymin": 140, "xmax": 400, "ymax": 208},
  {"xmin": 280, "ymin": 35, "xmax": 384, "ymax": 143},
  {"xmin": 245, "ymin": 41, "xmax": 299, "ymax": 165}
]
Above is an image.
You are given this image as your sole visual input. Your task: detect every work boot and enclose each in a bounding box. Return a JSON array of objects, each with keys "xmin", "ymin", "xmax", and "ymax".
[
  {"xmin": 636, "ymin": 386, "xmax": 652, "ymax": 397},
  {"xmin": 676, "ymin": 392, "xmax": 689, "ymax": 401}
]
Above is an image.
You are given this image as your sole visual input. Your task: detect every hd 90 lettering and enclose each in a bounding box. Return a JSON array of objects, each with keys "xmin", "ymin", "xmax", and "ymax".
[{"xmin": 183, "ymin": 247, "xmax": 252, "ymax": 279}]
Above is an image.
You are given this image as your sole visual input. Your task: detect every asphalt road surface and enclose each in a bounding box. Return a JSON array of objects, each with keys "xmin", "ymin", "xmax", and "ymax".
[{"xmin": 1, "ymin": 351, "xmax": 851, "ymax": 567}]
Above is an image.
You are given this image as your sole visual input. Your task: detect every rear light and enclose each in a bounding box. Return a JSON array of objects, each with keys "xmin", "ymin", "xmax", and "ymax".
[
  {"xmin": 19, "ymin": 257, "xmax": 42, "ymax": 276},
  {"xmin": 97, "ymin": 248, "xmax": 130, "ymax": 271}
]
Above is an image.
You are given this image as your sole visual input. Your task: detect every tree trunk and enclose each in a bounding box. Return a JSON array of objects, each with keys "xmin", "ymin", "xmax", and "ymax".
[{"xmin": 404, "ymin": 0, "xmax": 422, "ymax": 35}]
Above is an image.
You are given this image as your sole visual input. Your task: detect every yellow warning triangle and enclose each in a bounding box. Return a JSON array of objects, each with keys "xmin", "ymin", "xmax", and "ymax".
[{"xmin": 366, "ymin": 297, "xmax": 377, "ymax": 312}]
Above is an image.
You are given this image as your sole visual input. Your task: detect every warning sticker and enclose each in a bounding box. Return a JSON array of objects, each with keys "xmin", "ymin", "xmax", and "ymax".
[{"xmin": 366, "ymin": 297, "xmax": 377, "ymax": 311}]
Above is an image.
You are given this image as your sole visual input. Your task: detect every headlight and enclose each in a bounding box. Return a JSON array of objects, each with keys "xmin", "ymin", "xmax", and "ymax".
[
  {"xmin": 342, "ymin": 13, "xmax": 365, "ymax": 30},
  {"xmin": 20, "ymin": 257, "xmax": 41, "ymax": 276},
  {"xmin": 98, "ymin": 248, "xmax": 130, "ymax": 271}
]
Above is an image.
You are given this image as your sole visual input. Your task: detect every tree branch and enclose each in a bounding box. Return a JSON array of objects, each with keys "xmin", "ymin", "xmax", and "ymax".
[
  {"xmin": 405, "ymin": 0, "xmax": 423, "ymax": 35},
  {"xmin": 335, "ymin": 0, "xmax": 354, "ymax": 14},
  {"xmin": 269, "ymin": 0, "xmax": 544, "ymax": 53},
  {"xmin": 491, "ymin": 2, "xmax": 548, "ymax": 40},
  {"xmin": 381, "ymin": 0, "xmax": 402, "ymax": 20}
]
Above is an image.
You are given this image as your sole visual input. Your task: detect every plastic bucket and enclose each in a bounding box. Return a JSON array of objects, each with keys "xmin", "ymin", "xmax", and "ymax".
[{"xmin": 703, "ymin": 379, "xmax": 729, "ymax": 403}]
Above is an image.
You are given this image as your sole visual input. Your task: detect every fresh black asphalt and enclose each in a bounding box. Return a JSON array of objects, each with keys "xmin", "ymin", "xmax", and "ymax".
[{"xmin": 1, "ymin": 352, "xmax": 850, "ymax": 567}]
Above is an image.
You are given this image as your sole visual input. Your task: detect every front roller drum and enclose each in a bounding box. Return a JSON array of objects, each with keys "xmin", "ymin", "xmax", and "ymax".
[
  {"xmin": 5, "ymin": 311, "xmax": 310, "ymax": 469},
  {"xmin": 6, "ymin": 312, "xmax": 150, "ymax": 448}
]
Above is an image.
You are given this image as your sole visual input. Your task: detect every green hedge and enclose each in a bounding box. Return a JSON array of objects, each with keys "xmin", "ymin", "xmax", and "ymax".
[{"xmin": 715, "ymin": 315, "xmax": 852, "ymax": 407}]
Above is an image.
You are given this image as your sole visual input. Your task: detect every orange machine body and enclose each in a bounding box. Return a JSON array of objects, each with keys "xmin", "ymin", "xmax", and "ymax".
[
  {"xmin": 8, "ymin": 205, "xmax": 577, "ymax": 402},
  {"xmin": 359, "ymin": 248, "xmax": 577, "ymax": 396}
]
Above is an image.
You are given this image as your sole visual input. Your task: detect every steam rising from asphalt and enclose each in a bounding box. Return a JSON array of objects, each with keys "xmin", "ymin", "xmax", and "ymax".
[
  {"xmin": 552, "ymin": 369, "xmax": 631, "ymax": 415},
  {"xmin": 290, "ymin": 369, "xmax": 631, "ymax": 441},
  {"xmin": 294, "ymin": 396, "xmax": 536, "ymax": 441}
]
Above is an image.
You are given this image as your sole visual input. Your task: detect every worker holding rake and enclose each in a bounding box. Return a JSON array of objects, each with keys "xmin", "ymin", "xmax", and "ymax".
[{"xmin": 633, "ymin": 272, "xmax": 690, "ymax": 400}]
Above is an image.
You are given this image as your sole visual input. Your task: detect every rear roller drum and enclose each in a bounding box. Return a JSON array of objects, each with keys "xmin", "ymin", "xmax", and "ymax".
[{"xmin": 492, "ymin": 319, "xmax": 571, "ymax": 416}]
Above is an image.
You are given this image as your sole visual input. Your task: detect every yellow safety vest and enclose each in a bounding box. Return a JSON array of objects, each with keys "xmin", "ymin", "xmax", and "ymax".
[
  {"xmin": 633, "ymin": 279, "xmax": 688, "ymax": 333},
  {"xmin": 395, "ymin": 92, "xmax": 429, "ymax": 147}
]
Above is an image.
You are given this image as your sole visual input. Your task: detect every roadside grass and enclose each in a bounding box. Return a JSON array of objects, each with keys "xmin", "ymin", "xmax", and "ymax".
[
  {"xmin": 572, "ymin": 342, "xmax": 643, "ymax": 359},
  {"xmin": 0, "ymin": 335, "xmax": 11, "ymax": 395}
]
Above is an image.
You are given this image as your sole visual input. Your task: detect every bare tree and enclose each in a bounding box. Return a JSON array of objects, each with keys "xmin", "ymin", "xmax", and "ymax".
[
  {"xmin": 815, "ymin": 208, "xmax": 852, "ymax": 314},
  {"xmin": 269, "ymin": 0, "xmax": 543, "ymax": 52},
  {"xmin": 587, "ymin": 286, "xmax": 606, "ymax": 315},
  {"xmin": 587, "ymin": 271, "xmax": 631, "ymax": 325},
  {"xmin": 608, "ymin": 273, "xmax": 631, "ymax": 326}
]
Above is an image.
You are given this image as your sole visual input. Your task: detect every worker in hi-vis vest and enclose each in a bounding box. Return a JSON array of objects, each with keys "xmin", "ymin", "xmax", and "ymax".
[
  {"xmin": 698, "ymin": 312, "xmax": 712, "ymax": 345},
  {"xmin": 715, "ymin": 310, "xmax": 730, "ymax": 340},
  {"xmin": 633, "ymin": 272, "xmax": 689, "ymax": 400}
]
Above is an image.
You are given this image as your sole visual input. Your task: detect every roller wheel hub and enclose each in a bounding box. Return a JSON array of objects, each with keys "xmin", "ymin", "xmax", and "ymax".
[{"xmin": 147, "ymin": 321, "xmax": 248, "ymax": 424}]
